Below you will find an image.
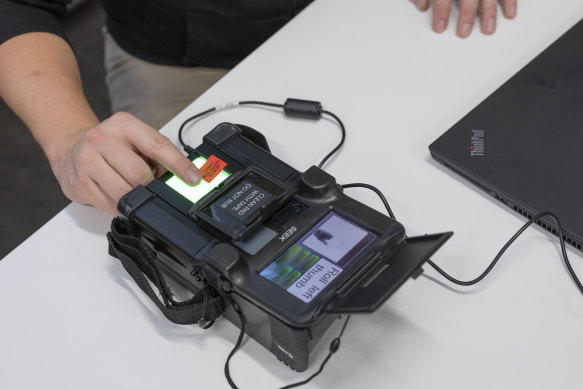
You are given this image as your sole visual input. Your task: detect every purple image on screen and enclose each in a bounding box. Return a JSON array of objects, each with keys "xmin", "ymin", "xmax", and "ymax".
[{"xmin": 302, "ymin": 213, "xmax": 376, "ymax": 268}]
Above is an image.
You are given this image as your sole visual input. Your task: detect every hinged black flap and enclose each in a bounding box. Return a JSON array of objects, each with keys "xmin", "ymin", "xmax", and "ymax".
[{"xmin": 327, "ymin": 232, "xmax": 453, "ymax": 314}]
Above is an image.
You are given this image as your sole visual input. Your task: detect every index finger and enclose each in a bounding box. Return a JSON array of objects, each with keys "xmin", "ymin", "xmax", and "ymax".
[{"xmin": 120, "ymin": 117, "xmax": 202, "ymax": 185}]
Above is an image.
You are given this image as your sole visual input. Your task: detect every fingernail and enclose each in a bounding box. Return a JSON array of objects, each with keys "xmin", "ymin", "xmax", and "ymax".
[
  {"xmin": 508, "ymin": 4, "xmax": 517, "ymax": 18},
  {"xmin": 485, "ymin": 18, "xmax": 496, "ymax": 34},
  {"xmin": 459, "ymin": 22, "xmax": 472, "ymax": 38},
  {"xmin": 435, "ymin": 20, "xmax": 447, "ymax": 33},
  {"xmin": 186, "ymin": 169, "xmax": 202, "ymax": 185}
]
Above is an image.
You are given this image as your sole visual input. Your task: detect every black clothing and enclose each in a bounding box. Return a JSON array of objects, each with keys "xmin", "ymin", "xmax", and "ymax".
[
  {"xmin": 0, "ymin": 0, "xmax": 69, "ymax": 45},
  {"xmin": 0, "ymin": 0, "xmax": 312, "ymax": 68}
]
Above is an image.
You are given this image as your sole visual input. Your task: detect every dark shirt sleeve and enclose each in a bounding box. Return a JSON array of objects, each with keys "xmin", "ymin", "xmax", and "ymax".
[{"xmin": 0, "ymin": 0, "xmax": 71, "ymax": 45}]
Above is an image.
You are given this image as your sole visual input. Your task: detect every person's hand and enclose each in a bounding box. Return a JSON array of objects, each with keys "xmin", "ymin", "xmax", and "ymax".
[
  {"xmin": 415, "ymin": 0, "xmax": 517, "ymax": 38},
  {"xmin": 49, "ymin": 112, "xmax": 202, "ymax": 216}
]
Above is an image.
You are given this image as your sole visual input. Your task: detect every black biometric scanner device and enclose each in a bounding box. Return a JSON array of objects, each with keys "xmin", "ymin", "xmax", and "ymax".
[{"xmin": 111, "ymin": 122, "xmax": 451, "ymax": 372}]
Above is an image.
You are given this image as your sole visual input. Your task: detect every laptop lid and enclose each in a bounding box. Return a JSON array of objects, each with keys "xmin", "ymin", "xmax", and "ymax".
[{"xmin": 429, "ymin": 18, "xmax": 583, "ymax": 251}]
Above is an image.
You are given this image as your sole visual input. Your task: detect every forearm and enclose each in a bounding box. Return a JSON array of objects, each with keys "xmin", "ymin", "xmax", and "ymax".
[{"xmin": 0, "ymin": 32, "xmax": 98, "ymax": 165}]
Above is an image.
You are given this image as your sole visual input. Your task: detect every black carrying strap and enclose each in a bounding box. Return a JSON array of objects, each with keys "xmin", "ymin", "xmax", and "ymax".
[{"xmin": 107, "ymin": 218, "xmax": 224, "ymax": 325}]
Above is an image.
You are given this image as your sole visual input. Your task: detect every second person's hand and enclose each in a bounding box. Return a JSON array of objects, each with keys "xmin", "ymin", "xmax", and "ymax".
[{"xmin": 415, "ymin": 0, "xmax": 517, "ymax": 38}]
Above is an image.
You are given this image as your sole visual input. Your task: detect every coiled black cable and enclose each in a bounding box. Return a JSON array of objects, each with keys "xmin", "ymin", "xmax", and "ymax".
[
  {"xmin": 341, "ymin": 184, "xmax": 583, "ymax": 296},
  {"xmin": 177, "ymin": 99, "xmax": 345, "ymax": 169}
]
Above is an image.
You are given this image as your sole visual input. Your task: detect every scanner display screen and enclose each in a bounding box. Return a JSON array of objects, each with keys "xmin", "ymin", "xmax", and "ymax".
[
  {"xmin": 165, "ymin": 156, "xmax": 230, "ymax": 204},
  {"xmin": 260, "ymin": 212, "xmax": 377, "ymax": 303}
]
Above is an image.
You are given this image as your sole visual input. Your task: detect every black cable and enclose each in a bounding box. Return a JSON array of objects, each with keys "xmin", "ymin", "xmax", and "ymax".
[
  {"xmin": 176, "ymin": 100, "xmax": 345, "ymax": 170},
  {"xmin": 278, "ymin": 315, "xmax": 350, "ymax": 389},
  {"xmin": 346, "ymin": 182, "xmax": 583, "ymax": 296},
  {"xmin": 178, "ymin": 106, "xmax": 216, "ymax": 154},
  {"xmin": 232, "ymin": 102, "xmax": 346, "ymax": 169},
  {"xmin": 341, "ymin": 183, "xmax": 396, "ymax": 220},
  {"xmin": 426, "ymin": 211, "xmax": 583, "ymax": 295},
  {"xmin": 224, "ymin": 301, "xmax": 246, "ymax": 389},
  {"xmin": 239, "ymin": 100, "xmax": 284, "ymax": 110},
  {"xmin": 224, "ymin": 309, "xmax": 351, "ymax": 389},
  {"xmin": 177, "ymin": 101, "xmax": 283, "ymax": 155},
  {"xmin": 317, "ymin": 110, "xmax": 346, "ymax": 169}
]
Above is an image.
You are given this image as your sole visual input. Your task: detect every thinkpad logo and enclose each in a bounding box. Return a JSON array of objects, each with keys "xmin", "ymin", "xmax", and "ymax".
[{"xmin": 470, "ymin": 129, "xmax": 485, "ymax": 156}]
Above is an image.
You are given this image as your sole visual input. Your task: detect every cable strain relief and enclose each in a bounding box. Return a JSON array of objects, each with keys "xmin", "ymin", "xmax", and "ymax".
[{"xmin": 184, "ymin": 145, "xmax": 196, "ymax": 155}]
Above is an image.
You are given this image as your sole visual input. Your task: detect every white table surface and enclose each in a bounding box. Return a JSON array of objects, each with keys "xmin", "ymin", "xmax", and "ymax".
[{"xmin": 2, "ymin": 1, "xmax": 583, "ymax": 388}]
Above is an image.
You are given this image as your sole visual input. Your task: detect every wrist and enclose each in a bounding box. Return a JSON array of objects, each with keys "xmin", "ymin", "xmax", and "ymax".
[{"xmin": 40, "ymin": 117, "xmax": 99, "ymax": 171}]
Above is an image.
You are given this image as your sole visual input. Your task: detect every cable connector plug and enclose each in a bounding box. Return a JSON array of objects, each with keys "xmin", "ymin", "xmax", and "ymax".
[
  {"xmin": 284, "ymin": 98, "xmax": 322, "ymax": 120},
  {"xmin": 183, "ymin": 145, "xmax": 196, "ymax": 155}
]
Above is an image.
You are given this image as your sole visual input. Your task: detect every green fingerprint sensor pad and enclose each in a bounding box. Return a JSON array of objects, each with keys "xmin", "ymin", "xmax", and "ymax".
[{"xmin": 165, "ymin": 156, "xmax": 230, "ymax": 204}]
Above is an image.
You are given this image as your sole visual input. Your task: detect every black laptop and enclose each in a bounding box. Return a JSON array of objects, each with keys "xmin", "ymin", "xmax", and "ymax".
[{"xmin": 429, "ymin": 18, "xmax": 583, "ymax": 251}]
